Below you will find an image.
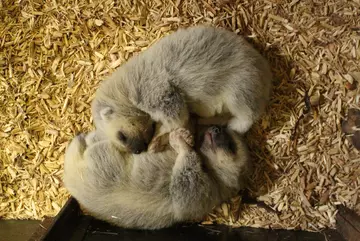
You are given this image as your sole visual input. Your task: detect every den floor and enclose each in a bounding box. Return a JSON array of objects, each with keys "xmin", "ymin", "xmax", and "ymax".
[
  {"xmin": 1, "ymin": 0, "xmax": 360, "ymax": 233},
  {"xmin": 0, "ymin": 220, "xmax": 40, "ymax": 241},
  {"xmin": 4, "ymin": 198, "xmax": 357, "ymax": 241}
]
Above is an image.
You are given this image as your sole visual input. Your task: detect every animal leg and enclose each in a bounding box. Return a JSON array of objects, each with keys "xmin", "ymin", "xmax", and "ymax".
[
  {"xmin": 169, "ymin": 128, "xmax": 211, "ymax": 219},
  {"xmin": 148, "ymin": 124, "xmax": 194, "ymax": 153},
  {"xmin": 227, "ymin": 115, "xmax": 254, "ymax": 134}
]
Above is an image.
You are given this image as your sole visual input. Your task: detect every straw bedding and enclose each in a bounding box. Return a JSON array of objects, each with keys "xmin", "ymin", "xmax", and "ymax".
[{"xmin": 1, "ymin": 0, "xmax": 359, "ymax": 232}]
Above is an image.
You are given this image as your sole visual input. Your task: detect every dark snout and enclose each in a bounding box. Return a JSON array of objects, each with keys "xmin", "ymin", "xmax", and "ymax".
[
  {"xmin": 208, "ymin": 125, "xmax": 236, "ymax": 153},
  {"xmin": 128, "ymin": 138, "xmax": 148, "ymax": 154},
  {"xmin": 209, "ymin": 126, "xmax": 226, "ymax": 144}
]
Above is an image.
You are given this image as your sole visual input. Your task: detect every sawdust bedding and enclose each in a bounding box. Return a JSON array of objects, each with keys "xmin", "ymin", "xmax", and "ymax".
[{"xmin": 1, "ymin": 0, "xmax": 360, "ymax": 232}]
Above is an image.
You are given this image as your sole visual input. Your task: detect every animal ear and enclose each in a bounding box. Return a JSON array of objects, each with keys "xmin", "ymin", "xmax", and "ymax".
[{"xmin": 100, "ymin": 107, "xmax": 114, "ymax": 121}]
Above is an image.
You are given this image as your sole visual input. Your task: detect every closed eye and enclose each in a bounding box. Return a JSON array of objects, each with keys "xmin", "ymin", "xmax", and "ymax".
[{"xmin": 117, "ymin": 131, "xmax": 127, "ymax": 142}]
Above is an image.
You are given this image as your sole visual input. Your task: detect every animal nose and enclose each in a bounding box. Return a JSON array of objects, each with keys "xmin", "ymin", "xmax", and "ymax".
[
  {"xmin": 132, "ymin": 147, "xmax": 146, "ymax": 154},
  {"xmin": 211, "ymin": 126, "xmax": 222, "ymax": 134},
  {"xmin": 131, "ymin": 139, "xmax": 147, "ymax": 154}
]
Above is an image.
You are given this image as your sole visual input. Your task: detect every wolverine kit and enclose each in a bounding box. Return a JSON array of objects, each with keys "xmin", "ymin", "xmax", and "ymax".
[
  {"xmin": 63, "ymin": 25, "xmax": 272, "ymax": 229},
  {"xmin": 3, "ymin": 0, "xmax": 360, "ymax": 236}
]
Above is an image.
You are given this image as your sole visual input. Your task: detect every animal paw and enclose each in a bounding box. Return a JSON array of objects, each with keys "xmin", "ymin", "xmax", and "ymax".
[
  {"xmin": 169, "ymin": 128, "xmax": 194, "ymax": 153},
  {"xmin": 148, "ymin": 135, "xmax": 167, "ymax": 153}
]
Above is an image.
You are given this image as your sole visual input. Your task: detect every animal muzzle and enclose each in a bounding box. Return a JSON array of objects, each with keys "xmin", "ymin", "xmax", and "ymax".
[
  {"xmin": 209, "ymin": 125, "xmax": 224, "ymax": 138},
  {"xmin": 208, "ymin": 125, "xmax": 236, "ymax": 154},
  {"xmin": 208, "ymin": 125, "xmax": 230, "ymax": 147},
  {"xmin": 129, "ymin": 138, "xmax": 148, "ymax": 154}
]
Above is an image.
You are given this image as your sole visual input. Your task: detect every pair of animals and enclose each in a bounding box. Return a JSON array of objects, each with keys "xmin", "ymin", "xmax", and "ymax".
[{"xmin": 63, "ymin": 25, "xmax": 272, "ymax": 229}]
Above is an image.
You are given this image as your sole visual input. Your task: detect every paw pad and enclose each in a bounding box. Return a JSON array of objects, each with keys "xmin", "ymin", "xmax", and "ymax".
[{"xmin": 169, "ymin": 128, "xmax": 194, "ymax": 151}]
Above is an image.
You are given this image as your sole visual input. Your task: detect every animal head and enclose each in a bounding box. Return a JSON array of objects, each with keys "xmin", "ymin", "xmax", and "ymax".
[
  {"xmin": 197, "ymin": 125, "xmax": 243, "ymax": 162},
  {"xmin": 98, "ymin": 107, "xmax": 155, "ymax": 154}
]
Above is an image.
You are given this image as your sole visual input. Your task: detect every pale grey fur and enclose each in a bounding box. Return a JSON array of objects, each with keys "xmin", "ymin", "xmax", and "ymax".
[
  {"xmin": 91, "ymin": 25, "xmax": 272, "ymax": 152},
  {"xmin": 63, "ymin": 127, "xmax": 250, "ymax": 229}
]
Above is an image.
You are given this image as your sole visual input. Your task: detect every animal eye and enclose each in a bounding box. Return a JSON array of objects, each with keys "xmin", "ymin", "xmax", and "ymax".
[{"xmin": 117, "ymin": 132, "xmax": 127, "ymax": 142}]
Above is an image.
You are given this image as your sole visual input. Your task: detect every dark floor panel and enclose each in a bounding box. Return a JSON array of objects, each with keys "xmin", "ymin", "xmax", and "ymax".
[
  {"xmin": 0, "ymin": 220, "xmax": 40, "ymax": 241},
  {"xmin": 38, "ymin": 198, "xmax": 347, "ymax": 241},
  {"xmin": 79, "ymin": 218, "xmax": 342, "ymax": 241}
]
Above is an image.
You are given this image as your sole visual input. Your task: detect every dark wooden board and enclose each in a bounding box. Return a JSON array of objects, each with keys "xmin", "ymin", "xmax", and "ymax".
[
  {"xmin": 30, "ymin": 197, "xmax": 346, "ymax": 241},
  {"xmin": 28, "ymin": 198, "xmax": 83, "ymax": 241},
  {"xmin": 336, "ymin": 205, "xmax": 360, "ymax": 241},
  {"xmin": 73, "ymin": 218, "xmax": 345, "ymax": 241}
]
